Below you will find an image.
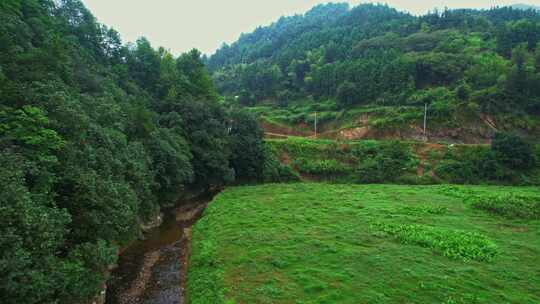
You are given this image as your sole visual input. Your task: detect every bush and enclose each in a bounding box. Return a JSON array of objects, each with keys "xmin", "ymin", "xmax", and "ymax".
[
  {"xmin": 433, "ymin": 138, "xmax": 540, "ymax": 185},
  {"xmin": 262, "ymin": 145, "xmax": 300, "ymax": 183},
  {"xmin": 491, "ymin": 133, "xmax": 536, "ymax": 170},
  {"xmin": 434, "ymin": 160, "xmax": 476, "ymax": 184},
  {"xmin": 357, "ymin": 141, "xmax": 415, "ymax": 183},
  {"xmin": 375, "ymin": 223, "xmax": 498, "ymax": 262},
  {"xmin": 471, "ymin": 194, "xmax": 540, "ymax": 219},
  {"xmin": 436, "ymin": 185, "xmax": 477, "ymax": 199},
  {"xmin": 292, "ymin": 158, "xmax": 351, "ymax": 175},
  {"xmin": 395, "ymin": 174, "xmax": 437, "ymax": 185},
  {"xmin": 401, "ymin": 205, "xmax": 448, "ymax": 215},
  {"xmin": 434, "ymin": 146, "xmax": 518, "ymax": 184}
]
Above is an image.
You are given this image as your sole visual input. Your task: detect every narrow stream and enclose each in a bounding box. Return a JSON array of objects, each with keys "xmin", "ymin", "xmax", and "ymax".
[{"xmin": 105, "ymin": 195, "xmax": 213, "ymax": 304}]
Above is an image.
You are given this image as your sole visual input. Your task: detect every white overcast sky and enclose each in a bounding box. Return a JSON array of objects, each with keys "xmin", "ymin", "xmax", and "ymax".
[{"xmin": 80, "ymin": 0, "xmax": 539, "ymax": 55}]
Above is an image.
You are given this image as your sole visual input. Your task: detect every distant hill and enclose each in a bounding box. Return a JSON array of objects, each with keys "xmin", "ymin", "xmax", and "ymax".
[
  {"xmin": 209, "ymin": 3, "xmax": 540, "ymax": 142},
  {"xmin": 511, "ymin": 4, "xmax": 540, "ymax": 11}
]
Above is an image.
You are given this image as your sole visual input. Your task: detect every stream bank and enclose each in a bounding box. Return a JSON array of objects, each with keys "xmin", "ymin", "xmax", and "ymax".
[{"xmin": 105, "ymin": 194, "xmax": 214, "ymax": 304}]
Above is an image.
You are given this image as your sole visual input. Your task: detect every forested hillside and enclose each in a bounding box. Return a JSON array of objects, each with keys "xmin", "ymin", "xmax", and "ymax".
[
  {"xmin": 209, "ymin": 3, "xmax": 540, "ymax": 141},
  {"xmin": 0, "ymin": 1, "xmax": 269, "ymax": 303}
]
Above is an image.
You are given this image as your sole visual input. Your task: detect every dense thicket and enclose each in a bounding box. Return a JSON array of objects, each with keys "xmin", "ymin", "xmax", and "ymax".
[
  {"xmin": 209, "ymin": 3, "xmax": 540, "ymax": 116},
  {"xmin": 0, "ymin": 1, "xmax": 265, "ymax": 303}
]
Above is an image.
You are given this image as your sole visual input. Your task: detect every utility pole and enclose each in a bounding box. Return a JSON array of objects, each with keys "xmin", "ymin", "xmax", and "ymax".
[
  {"xmin": 314, "ymin": 112, "xmax": 318, "ymax": 138},
  {"xmin": 423, "ymin": 103, "xmax": 428, "ymax": 142}
]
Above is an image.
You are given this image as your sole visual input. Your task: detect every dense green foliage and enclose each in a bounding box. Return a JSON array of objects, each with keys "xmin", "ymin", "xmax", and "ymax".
[
  {"xmin": 355, "ymin": 141, "xmax": 416, "ymax": 183},
  {"xmin": 261, "ymin": 144, "xmax": 301, "ymax": 183},
  {"xmin": 491, "ymin": 132, "xmax": 536, "ymax": 169},
  {"xmin": 434, "ymin": 133, "xmax": 538, "ymax": 184},
  {"xmin": 0, "ymin": 1, "xmax": 265, "ymax": 303},
  {"xmin": 268, "ymin": 138, "xmax": 417, "ymax": 181},
  {"xmin": 229, "ymin": 110, "xmax": 265, "ymax": 181},
  {"xmin": 210, "ymin": 3, "xmax": 540, "ymax": 134},
  {"xmin": 267, "ymin": 136, "xmax": 539, "ymax": 185},
  {"xmin": 374, "ymin": 223, "xmax": 498, "ymax": 262},
  {"xmin": 189, "ymin": 183, "xmax": 540, "ymax": 303},
  {"xmin": 471, "ymin": 194, "xmax": 540, "ymax": 219}
]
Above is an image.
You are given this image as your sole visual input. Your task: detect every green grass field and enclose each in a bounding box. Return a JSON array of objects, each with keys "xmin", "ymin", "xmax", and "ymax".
[{"xmin": 187, "ymin": 183, "xmax": 540, "ymax": 304}]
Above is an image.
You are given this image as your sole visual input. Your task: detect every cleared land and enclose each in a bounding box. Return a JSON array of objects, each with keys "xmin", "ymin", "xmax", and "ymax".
[{"xmin": 187, "ymin": 183, "xmax": 540, "ymax": 304}]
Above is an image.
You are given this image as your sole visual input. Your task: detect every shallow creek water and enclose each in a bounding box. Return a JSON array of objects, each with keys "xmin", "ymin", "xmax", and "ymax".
[{"xmin": 105, "ymin": 195, "xmax": 212, "ymax": 304}]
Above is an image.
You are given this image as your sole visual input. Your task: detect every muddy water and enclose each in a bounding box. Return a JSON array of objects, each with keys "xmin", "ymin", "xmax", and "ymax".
[{"xmin": 106, "ymin": 195, "xmax": 212, "ymax": 304}]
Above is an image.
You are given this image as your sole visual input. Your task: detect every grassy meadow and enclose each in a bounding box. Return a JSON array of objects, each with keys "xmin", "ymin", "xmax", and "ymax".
[{"xmin": 187, "ymin": 183, "xmax": 540, "ymax": 304}]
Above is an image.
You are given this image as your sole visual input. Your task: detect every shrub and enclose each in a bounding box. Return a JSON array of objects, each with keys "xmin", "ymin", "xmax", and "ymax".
[
  {"xmin": 471, "ymin": 194, "xmax": 540, "ymax": 219},
  {"xmin": 401, "ymin": 205, "xmax": 448, "ymax": 215},
  {"xmin": 262, "ymin": 145, "xmax": 300, "ymax": 183},
  {"xmin": 491, "ymin": 133, "xmax": 536, "ymax": 170},
  {"xmin": 357, "ymin": 141, "xmax": 415, "ymax": 183},
  {"xmin": 434, "ymin": 159, "xmax": 476, "ymax": 184},
  {"xmin": 395, "ymin": 174, "xmax": 437, "ymax": 185},
  {"xmin": 434, "ymin": 146, "xmax": 517, "ymax": 184},
  {"xmin": 436, "ymin": 185, "xmax": 476, "ymax": 199},
  {"xmin": 375, "ymin": 223, "xmax": 498, "ymax": 262},
  {"xmin": 292, "ymin": 158, "xmax": 351, "ymax": 175}
]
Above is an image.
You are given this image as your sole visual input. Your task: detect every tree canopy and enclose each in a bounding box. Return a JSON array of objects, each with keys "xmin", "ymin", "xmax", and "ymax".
[
  {"xmin": 209, "ymin": 4, "xmax": 540, "ymax": 116},
  {"xmin": 0, "ymin": 1, "xmax": 266, "ymax": 303}
]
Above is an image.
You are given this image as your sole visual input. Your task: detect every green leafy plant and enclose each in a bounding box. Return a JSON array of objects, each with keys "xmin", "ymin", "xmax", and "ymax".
[
  {"xmin": 491, "ymin": 132, "xmax": 536, "ymax": 170},
  {"xmin": 375, "ymin": 223, "xmax": 498, "ymax": 262},
  {"xmin": 357, "ymin": 141, "xmax": 416, "ymax": 183},
  {"xmin": 262, "ymin": 144, "xmax": 300, "ymax": 183},
  {"xmin": 401, "ymin": 205, "xmax": 449, "ymax": 215},
  {"xmin": 292, "ymin": 158, "xmax": 352, "ymax": 175},
  {"xmin": 471, "ymin": 194, "xmax": 540, "ymax": 219}
]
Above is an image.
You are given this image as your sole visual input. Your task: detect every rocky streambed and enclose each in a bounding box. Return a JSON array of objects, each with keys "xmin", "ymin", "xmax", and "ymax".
[{"xmin": 105, "ymin": 195, "xmax": 212, "ymax": 304}]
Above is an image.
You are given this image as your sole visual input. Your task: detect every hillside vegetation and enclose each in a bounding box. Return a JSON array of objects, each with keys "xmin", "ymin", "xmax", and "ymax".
[
  {"xmin": 188, "ymin": 183, "xmax": 540, "ymax": 303},
  {"xmin": 266, "ymin": 135, "xmax": 540, "ymax": 185},
  {"xmin": 0, "ymin": 1, "xmax": 268, "ymax": 303},
  {"xmin": 209, "ymin": 4, "xmax": 540, "ymax": 141}
]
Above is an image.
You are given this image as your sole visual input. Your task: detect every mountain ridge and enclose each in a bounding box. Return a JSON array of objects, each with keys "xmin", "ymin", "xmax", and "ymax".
[{"xmin": 209, "ymin": 3, "xmax": 540, "ymax": 143}]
